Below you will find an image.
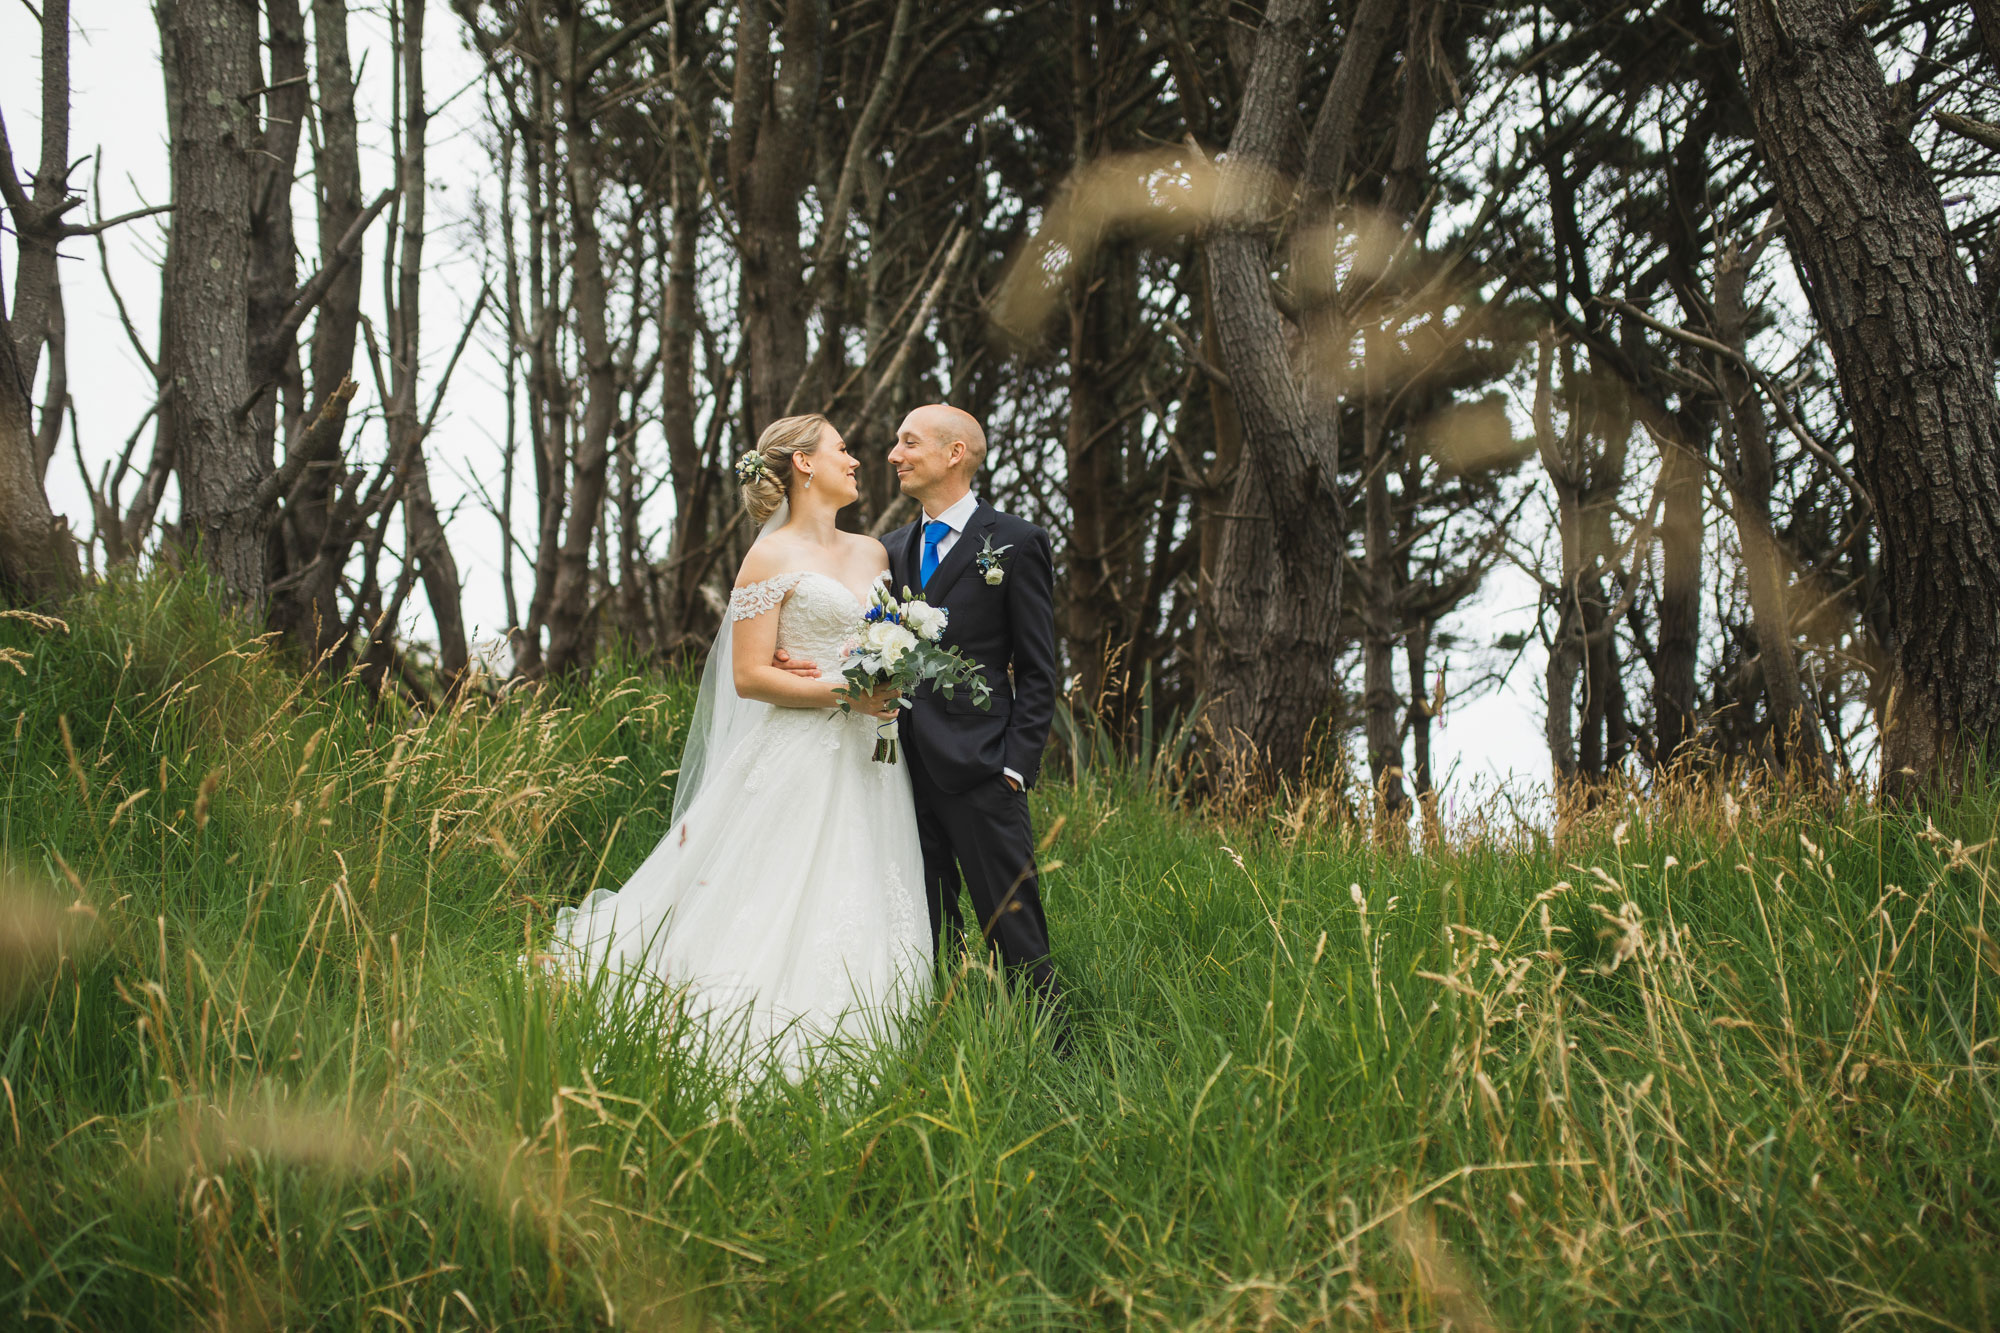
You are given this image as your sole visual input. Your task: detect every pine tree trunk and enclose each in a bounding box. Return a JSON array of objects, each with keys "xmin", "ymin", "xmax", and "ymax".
[
  {"xmin": 384, "ymin": 0, "xmax": 469, "ymax": 690},
  {"xmin": 245, "ymin": 0, "xmax": 307, "ymax": 463},
  {"xmin": 1406, "ymin": 619, "xmax": 1442, "ymax": 848},
  {"xmin": 0, "ymin": 0, "xmax": 81, "ymax": 603},
  {"xmin": 513, "ymin": 57, "xmax": 562, "ymax": 680},
  {"xmin": 267, "ymin": 0, "xmax": 365, "ymax": 665},
  {"xmin": 1536, "ymin": 332, "xmax": 1585, "ymax": 804},
  {"xmin": 1653, "ymin": 98, "xmax": 1722, "ymax": 772},
  {"xmin": 0, "ymin": 310, "xmax": 78, "ymax": 604},
  {"xmin": 1360, "ymin": 378, "xmax": 1410, "ymax": 838},
  {"xmin": 158, "ymin": 0, "xmax": 270, "ymax": 605},
  {"xmin": 1354, "ymin": 0, "xmax": 1436, "ymax": 831},
  {"xmin": 730, "ymin": 0, "xmax": 825, "ymax": 433},
  {"xmin": 1714, "ymin": 239, "xmax": 1830, "ymax": 781},
  {"xmin": 660, "ymin": 151, "xmax": 707, "ymax": 650},
  {"xmin": 1199, "ymin": 0, "xmax": 1347, "ymax": 783},
  {"xmin": 1736, "ymin": 0, "xmax": 2000, "ymax": 795},
  {"xmin": 6, "ymin": 0, "xmax": 70, "ymax": 395},
  {"xmin": 1063, "ymin": 244, "xmax": 1145, "ymax": 722},
  {"xmin": 540, "ymin": 8, "xmax": 624, "ymax": 678},
  {"xmin": 1651, "ymin": 415, "xmax": 1705, "ymax": 766}
]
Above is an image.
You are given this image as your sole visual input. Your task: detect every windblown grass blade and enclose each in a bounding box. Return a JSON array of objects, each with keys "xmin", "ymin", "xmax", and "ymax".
[{"xmin": 0, "ymin": 569, "xmax": 1993, "ymax": 1328}]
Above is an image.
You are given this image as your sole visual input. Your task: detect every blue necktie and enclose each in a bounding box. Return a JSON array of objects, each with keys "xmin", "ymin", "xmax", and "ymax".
[{"xmin": 921, "ymin": 520, "xmax": 950, "ymax": 587}]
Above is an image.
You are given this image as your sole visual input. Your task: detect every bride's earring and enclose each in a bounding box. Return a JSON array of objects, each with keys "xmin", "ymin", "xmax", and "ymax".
[{"xmin": 804, "ymin": 471, "xmax": 814, "ymax": 492}]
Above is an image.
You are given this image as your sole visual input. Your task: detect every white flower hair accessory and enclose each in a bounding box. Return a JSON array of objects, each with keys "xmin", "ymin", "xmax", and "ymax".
[{"xmin": 734, "ymin": 451, "xmax": 771, "ymax": 485}]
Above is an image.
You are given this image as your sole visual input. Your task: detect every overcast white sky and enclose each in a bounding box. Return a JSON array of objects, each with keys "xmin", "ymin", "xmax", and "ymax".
[{"xmin": 1, "ymin": 5, "xmax": 1555, "ymax": 806}]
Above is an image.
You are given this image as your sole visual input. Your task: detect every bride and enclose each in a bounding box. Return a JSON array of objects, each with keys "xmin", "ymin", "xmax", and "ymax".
[{"xmin": 545, "ymin": 413, "xmax": 930, "ymax": 1075}]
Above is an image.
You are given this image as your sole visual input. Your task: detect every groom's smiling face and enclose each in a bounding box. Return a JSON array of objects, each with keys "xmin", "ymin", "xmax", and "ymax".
[
  {"xmin": 890, "ymin": 405, "xmax": 984, "ymax": 509},
  {"xmin": 888, "ymin": 417, "xmax": 950, "ymax": 503}
]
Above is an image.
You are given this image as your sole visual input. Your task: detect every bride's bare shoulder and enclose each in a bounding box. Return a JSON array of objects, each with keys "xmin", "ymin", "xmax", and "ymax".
[
  {"xmin": 735, "ymin": 535, "xmax": 801, "ymax": 588},
  {"xmin": 841, "ymin": 530, "xmax": 891, "ymax": 573}
]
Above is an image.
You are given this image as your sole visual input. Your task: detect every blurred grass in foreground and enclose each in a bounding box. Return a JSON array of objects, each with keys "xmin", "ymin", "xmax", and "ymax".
[{"xmin": 1, "ymin": 569, "xmax": 1996, "ymax": 1330}]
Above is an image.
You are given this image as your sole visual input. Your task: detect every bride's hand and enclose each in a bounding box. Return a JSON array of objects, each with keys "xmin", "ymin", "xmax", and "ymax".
[{"xmin": 853, "ymin": 682, "xmax": 902, "ymax": 719}]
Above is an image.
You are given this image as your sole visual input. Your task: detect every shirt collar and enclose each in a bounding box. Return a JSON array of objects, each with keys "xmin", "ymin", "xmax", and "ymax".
[{"xmin": 924, "ymin": 492, "xmax": 980, "ymax": 533}]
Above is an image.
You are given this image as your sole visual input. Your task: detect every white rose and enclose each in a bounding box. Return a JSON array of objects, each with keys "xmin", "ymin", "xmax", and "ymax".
[
  {"xmin": 983, "ymin": 567, "xmax": 1005, "ymax": 586},
  {"xmin": 904, "ymin": 602, "xmax": 948, "ymax": 640},
  {"xmin": 862, "ymin": 619, "xmax": 917, "ymax": 664}
]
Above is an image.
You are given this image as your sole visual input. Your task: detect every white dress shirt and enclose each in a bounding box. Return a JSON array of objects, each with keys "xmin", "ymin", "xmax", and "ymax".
[
  {"xmin": 920, "ymin": 493, "xmax": 1022, "ymax": 788},
  {"xmin": 921, "ymin": 491, "xmax": 981, "ymax": 564}
]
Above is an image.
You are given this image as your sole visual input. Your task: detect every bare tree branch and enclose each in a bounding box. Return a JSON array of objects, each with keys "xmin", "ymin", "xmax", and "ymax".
[
  {"xmin": 1936, "ymin": 109, "xmax": 2000, "ymax": 154},
  {"xmin": 57, "ymin": 201, "xmax": 172, "ymax": 238},
  {"xmin": 1606, "ymin": 296, "xmax": 1873, "ymax": 512},
  {"xmin": 580, "ymin": 3, "xmax": 675, "ymax": 83}
]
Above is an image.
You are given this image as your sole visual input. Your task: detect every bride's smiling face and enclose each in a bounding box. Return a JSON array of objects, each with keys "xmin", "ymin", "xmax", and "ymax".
[{"xmin": 802, "ymin": 423, "xmax": 862, "ymax": 506}]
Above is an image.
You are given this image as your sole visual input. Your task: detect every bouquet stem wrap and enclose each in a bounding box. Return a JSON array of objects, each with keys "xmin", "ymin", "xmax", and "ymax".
[{"xmin": 873, "ymin": 714, "xmax": 899, "ymax": 764}]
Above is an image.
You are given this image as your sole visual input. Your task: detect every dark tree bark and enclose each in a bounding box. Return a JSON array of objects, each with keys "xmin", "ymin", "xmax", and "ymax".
[
  {"xmin": 659, "ymin": 114, "xmax": 717, "ymax": 654},
  {"xmin": 380, "ymin": 0, "xmax": 471, "ymax": 691},
  {"xmin": 1405, "ymin": 617, "xmax": 1441, "ymax": 847},
  {"xmin": 1198, "ymin": 0, "xmax": 1352, "ymax": 783},
  {"xmin": 0, "ymin": 308, "xmax": 79, "ymax": 604},
  {"xmin": 1536, "ymin": 333, "xmax": 1584, "ymax": 793},
  {"xmin": 1651, "ymin": 411, "xmax": 1705, "ymax": 766},
  {"xmin": 1061, "ymin": 2, "xmax": 1159, "ymax": 722},
  {"xmin": 1652, "ymin": 91, "xmax": 1723, "ymax": 771},
  {"xmin": 1711, "ymin": 237, "xmax": 1831, "ymax": 781},
  {"xmin": 1575, "ymin": 376, "xmax": 1632, "ymax": 780},
  {"xmin": 3, "ymin": 0, "xmax": 72, "ymax": 394},
  {"xmin": 1536, "ymin": 331, "xmax": 1644, "ymax": 806},
  {"xmin": 157, "ymin": 0, "xmax": 270, "ymax": 604},
  {"xmin": 0, "ymin": 0, "xmax": 82, "ymax": 601},
  {"xmin": 1356, "ymin": 0, "xmax": 1441, "ymax": 836},
  {"xmin": 538, "ymin": 5, "xmax": 648, "ymax": 678},
  {"xmin": 1359, "ymin": 341, "xmax": 1411, "ymax": 832},
  {"xmin": 507, "ymin": 46, "xmax": 563, "ymax": 680},
  {"xmin": 267, "ymin": 0, "xmax": 369, "ymax": 664},
  {"xmin": 460, "ymin": 2, "xmax": 677, "ymax": 678},
  {"xmin": 1973, "ymin": 0, "xmax": 2000, "ymax": 74},
  {"xmin": 730, "ymin": 0, "xmax": 827, "ymax": 433},
  {"xmin": 798, "ymin": 0, "xmax": 911, "ymax": 467},
  {"xmin": 246, "ymin": 0, "xmax": 309, "ymax": 461},
  {"xmin": 1735, "ymin": 0, "xmax": 2000, "ymax": 794}
]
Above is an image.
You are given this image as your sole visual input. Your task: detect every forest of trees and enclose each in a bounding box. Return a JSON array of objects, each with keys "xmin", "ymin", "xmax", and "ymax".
[{"xmin": 5, "ymin": 0, "xmax": 2000, "ymax": 821}]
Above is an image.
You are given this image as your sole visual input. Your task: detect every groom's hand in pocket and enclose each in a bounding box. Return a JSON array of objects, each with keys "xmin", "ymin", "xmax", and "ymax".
[{"xmin": 772, "ymin": 648, "xmax": 820, "ymax": 678}]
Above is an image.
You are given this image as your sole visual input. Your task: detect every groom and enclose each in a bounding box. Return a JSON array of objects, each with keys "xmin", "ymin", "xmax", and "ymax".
[{"xmin": 778, "ymin": 404, "xmax": 1067, "ymax": 1042}]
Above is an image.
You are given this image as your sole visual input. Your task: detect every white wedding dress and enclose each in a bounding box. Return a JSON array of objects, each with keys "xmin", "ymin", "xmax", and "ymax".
[{"xmin": 546, "ymin": 569, "xmax": 930, "ymax": 1077}]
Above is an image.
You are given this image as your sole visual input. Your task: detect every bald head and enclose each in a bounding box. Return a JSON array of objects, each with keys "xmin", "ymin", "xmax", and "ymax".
[
  {"xmin": 910, "ymin": 404, "xmax": 987, "ymax": 472},
  {"xmin": 890, "ymin": 404, "xmax": 988, "ymax": 511}
]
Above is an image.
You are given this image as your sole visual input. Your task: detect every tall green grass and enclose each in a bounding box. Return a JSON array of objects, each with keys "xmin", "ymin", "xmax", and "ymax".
[{"xmin": 2, "ymin": 570, "xmax": 1996, "ymax": 1329}]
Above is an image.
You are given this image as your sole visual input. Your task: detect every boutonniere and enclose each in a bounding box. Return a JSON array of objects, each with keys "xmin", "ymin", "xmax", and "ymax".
[{"xmin": 975, "ymin": 534, "xmax": 1012, "ymax": 586}]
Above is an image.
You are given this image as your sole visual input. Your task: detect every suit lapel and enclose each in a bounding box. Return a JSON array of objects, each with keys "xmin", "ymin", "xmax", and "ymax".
[
  {"xmin": 882, "ymin": 521, "xmax": 917, "ymax": 597},
  {"xmin": 925, "ymin": 505, "xmax": 994, "ymax": 602}
]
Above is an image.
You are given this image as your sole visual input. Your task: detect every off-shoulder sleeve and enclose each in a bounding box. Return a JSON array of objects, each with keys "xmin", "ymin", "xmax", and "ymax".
[{"xmin": 727, "ymin": 572, "xmax": 804, "ymax": 621}]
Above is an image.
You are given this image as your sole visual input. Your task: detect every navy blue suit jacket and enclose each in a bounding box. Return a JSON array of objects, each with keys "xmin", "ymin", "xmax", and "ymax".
[{"xmin": 884, "ymin": 504, "xmax": 1059, "ymax": 793}]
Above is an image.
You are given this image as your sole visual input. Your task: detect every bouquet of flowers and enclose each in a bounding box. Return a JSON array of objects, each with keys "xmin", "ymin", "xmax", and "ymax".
[{"xmin": 836, "ymin": 584, "xmax": 992, "ymax": 762}]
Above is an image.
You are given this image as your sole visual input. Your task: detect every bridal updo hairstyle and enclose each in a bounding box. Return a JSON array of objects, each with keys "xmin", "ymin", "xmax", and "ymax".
[{"xmin": 740, "ymin": 413, "xmax": 831, "ymax": 526}]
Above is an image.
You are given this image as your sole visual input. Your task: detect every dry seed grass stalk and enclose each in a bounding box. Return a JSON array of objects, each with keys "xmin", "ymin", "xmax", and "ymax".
[{"xmin": 0, "ymin": 569, "xmax": 1994, "ymax": 1329}]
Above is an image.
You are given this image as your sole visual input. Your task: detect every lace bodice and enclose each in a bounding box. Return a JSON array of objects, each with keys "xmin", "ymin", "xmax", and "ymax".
[{"xmin": 727, "ymin": 571, "xmax": 875, "ymax": 664}]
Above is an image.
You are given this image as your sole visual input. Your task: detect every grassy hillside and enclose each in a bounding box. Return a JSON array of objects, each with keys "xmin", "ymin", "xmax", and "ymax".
[{"xmin": 3, "ymin": 572, "xmax": 1996, "ymax": 1330}]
